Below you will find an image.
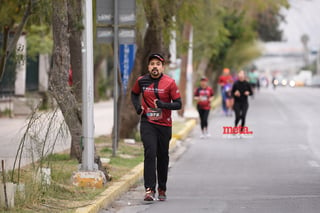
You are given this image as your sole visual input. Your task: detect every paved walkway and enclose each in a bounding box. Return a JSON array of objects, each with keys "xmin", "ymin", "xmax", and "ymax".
[
  {"xmin": 0, "ymin": 99, "xmax": 114, "ymax": 171},
  {"xmin": 0, "ymin": 97, "xmax": 200, "ymax": 171}
]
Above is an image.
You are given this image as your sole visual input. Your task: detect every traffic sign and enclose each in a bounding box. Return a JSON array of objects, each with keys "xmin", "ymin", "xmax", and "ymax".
[
  {"xmin": 96, "ymin": 28, "xmax": 135, "ymax": 44},
  {"xmin": 96, "ymin": 0, "xmax": 136, "ymax": 26}
]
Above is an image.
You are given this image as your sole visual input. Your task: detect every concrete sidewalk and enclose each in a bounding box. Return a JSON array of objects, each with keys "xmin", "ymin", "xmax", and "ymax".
[
  {"xmin": 0, "ymin": 99, "xmax": 114, "ymax": 171},
  {"xmin": 0, "ymin": 95, "xmax": 206, "ymax": 171}
]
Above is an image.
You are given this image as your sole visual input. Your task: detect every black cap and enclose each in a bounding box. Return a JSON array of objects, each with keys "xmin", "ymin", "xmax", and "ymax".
[{"xmin": 148, "ymin": 53, "xmax": 165, "ymax": 64}]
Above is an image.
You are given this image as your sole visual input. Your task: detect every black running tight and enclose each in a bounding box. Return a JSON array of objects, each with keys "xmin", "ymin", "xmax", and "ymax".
[
  {"xmin": 233, "ymin": 102, "xmax": 249, "ymax": 128},
  {"xmin": 197, "ymin": 107, "xmax": 210, "ymax": 130}
]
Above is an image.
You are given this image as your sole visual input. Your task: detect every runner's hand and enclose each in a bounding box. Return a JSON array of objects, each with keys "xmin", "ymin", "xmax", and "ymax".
[
  {"xmin": 136, "ymin": 105, "xmax": 144, "ymax": 115},
  {"xmin": 154, "ymin": 99, "xmax": 159, "ymax": 108},
  {"xmin": 155, "ymin": 99, "xmax": 165, "ymax": 108}
]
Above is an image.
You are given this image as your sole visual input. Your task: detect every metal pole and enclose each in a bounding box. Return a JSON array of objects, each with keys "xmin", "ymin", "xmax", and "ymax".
[
  {"xmin": 317, "ymin": 46, "xmax": 320, "ymax": 75},
  {"xmin": 112, "ymin": 0, "xmax": 119, "ymax": 157},
  {"xmin": 186, "ymin": 26, "xmax": 193, "ymax": 108},
  {"xmin": 81, "ymin": 0, "xmax": 95, "ymax": 171},
  {"xmin": 169, "ymin": 16, "xmax": 177, "ymax": 66}
]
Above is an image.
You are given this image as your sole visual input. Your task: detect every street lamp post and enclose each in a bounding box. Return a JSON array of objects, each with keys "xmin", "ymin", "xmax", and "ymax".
[
  {"xmin": 81, "ymin": 0, "xmax": 95, "ymax": 171},
  {"xmin": 72, "ymin": 0, "xmax": 106, "ymax": 188},
  {"xmin": 112, "ymin": 0, "xmax": 119, "ymax": 157}
]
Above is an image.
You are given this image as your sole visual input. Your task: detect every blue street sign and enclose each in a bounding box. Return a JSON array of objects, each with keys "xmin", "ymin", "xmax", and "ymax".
[{"xmin": 119, "ymin": 44, "xmax": 135, "ymax": 94}]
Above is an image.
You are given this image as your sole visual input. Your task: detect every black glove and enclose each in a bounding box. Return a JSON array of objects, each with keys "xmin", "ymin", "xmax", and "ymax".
[
  {"xmin": 156, "ymin": 98, "xmax": 182, "ymax": 110},
  {"xmin": 136, "ymin": 107, "xmax": 143, "ymax": 115},
  {"xmin": 156, "ymin": 100, "xmax": 165, "ymax": 108}
]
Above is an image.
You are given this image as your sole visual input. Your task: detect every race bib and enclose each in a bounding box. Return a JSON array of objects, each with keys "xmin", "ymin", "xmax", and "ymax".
[
  {"xmin": 145, "ymin": 108, "xmax": 163, "ymax": 120},
  {"xmin": 200, "ymin": 95, "xmax": 208, "ymax": 101}
]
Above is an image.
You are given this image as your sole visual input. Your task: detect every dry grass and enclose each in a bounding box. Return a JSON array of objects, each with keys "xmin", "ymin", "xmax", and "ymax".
[{"xmin": 1, "ymin": 136, "xmax": 143, "ymax": 212}]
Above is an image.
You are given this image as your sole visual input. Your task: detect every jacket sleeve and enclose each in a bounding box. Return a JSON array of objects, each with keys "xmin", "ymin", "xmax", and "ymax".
[
  {"xmin": 131, "ymin": 92, "xmax": 142, "ymax": 114},
  {"xmin": 231, "ymin": 82, "xmax": 237, "ymax": 96},
  {"xmin": 248, "ymin": 82, "xmax": 253, "ymax": 96},
  {"xmin": 156, "ymin": 98, "xmax": 182, "ymax": 110}
]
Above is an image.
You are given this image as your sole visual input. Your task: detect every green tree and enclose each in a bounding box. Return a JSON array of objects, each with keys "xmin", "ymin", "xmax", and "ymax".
[
  {"xmin": 50, "ymin": 0, "xmax": 83, "ymax": 161},
  {"xmin": 0, "ymin": 1, "xmax": 105, "ymax": 167},
  {"xmin": 0, "ymin": 0, "xmax": 35, "ymax": 80},
  {"xmin": 187, "ymin": 0, "xmax": 289, "ymax": 83},
  {"xmin": 118, "ymin": 0, "xmax": 289, "ymax": 137},
  {"xmin": 26, "ymin": 25, "xmax": 53, "ymax": 59},
  {"xmin": 255, "ymin": 9, "xmax": 285, "ymax": 42}
]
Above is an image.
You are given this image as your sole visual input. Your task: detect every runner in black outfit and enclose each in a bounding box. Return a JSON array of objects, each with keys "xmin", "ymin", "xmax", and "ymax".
[
  {"xmin": 131, "ymin": 53, "xmax": 182, "ymax": 202},
  {"xmin": 231, "ymin": 70, "xmax": 253, "ymax": 132}
]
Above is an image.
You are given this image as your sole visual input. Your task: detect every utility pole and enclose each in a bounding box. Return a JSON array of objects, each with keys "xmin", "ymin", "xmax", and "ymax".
[
  {"xmin": 72, "ymin": 0, "xmax": 106, "ymax": 188},
  {"xmin": 317, "ymin": 46, "xmax": 320, "ymax": 75},
  {"xmin": 81, "ymin": 0, "xmax": 95, "ymax": 171},
  {"xmin": 113, "ymin": 0, "xmax": 119, "ymax": 157},
  {"xmin": 186, "ymin": 26, "xmax": 193, "ymax": 108}
]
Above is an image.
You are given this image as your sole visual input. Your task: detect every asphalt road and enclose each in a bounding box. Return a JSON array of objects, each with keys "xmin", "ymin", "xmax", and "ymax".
[{"xmin": 101, "ymin": 86, "xmax": 320, "ymax": 213}]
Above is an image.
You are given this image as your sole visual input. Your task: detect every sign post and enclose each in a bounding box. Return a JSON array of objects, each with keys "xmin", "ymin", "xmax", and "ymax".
[
  {"xmin": 112, "ymin": 0, "xmax": 119, "ymax": 157},
  {"xmin": 119, "ymin": 44, "xmax": 135, "ymax": 94},
  {"xmin": 96, "ymin": 0, "xmax": 136, "ymax": 156}
]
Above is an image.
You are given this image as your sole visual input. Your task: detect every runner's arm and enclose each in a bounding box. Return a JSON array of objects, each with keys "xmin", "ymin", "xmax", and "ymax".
[
  {"xmin": 131, "ymin": 92, "xmax": 143, "ymax": 114},
  {"xmin": 155, "ymin": 98, "xmax": 182, "ymax": 110}
]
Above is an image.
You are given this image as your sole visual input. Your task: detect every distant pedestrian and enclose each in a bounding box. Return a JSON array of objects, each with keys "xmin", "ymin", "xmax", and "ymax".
[
  {"xmin": 218, "ymin": 68, "xmax": 233, "ymax": 116},
  {"xmin": 194, "ymin": 77, "xmax": 214, "ymax": 138},
  {"xmin": 223, "ymin": 82, "xmax": 234, "ymax": 116},
  {"xmin": 232, "ymin": 70, "xmax": 253, "ymax": 132},
  {"xmin": 272, "ymin": 75, "xmax": 277, "ymax": 90},
  {"xmin": 131, "ymin": 53, "xmax": 182, "ymax": 202},
  {"xmin": 248, "ymin": 69, "xmax": 259, "ymax": 96}
]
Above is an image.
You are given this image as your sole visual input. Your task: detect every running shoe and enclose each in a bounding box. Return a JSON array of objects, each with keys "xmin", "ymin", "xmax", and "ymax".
[
  {"xmin": 158, "ymin": 188, "xmax": 166, "ymax": 201},
  {"xmin": 200, "ymin": 134, "xmax": 205, "ymax": 139},
  {"xmin": 206, "ymin": 133, "xmax": 211, "ymax": 138},
  {"xmin": 144, "ymin": 188, "xmax": 155, "ymax": 202}
]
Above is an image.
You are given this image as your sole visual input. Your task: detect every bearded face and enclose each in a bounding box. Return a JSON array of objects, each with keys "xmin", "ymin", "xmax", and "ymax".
[
  {"xmin": 148, "ymin": 59, "xmax": 164, "ymax": 78},
  {"xmin": 151, "ymin": 67, "xmax": 160, "ymax": 77}
]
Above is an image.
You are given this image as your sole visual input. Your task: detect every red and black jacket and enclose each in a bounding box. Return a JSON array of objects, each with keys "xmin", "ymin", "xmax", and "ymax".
[{"xmin": 131, "ymin": 74, "xmax": 181, "ymax": 126}]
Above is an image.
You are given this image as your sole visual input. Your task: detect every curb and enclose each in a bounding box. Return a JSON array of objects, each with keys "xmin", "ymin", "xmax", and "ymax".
[
  {"xmin": 75, "ymin": 163, "xmax": 143, "ymax": 213},
  {"xmin": 75, "ymin": 119, "xmax": 197, "ymax": 213},
  {"xmin": 172, "ymin": 119, "xmax": 196, "ymax": 140}
]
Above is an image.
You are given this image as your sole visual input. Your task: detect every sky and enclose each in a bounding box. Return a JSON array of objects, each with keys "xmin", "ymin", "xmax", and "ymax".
[
  {"xmin": 264, "ymin": 0, "xmax": 320, "ymax": 54},
  {"xmin": 280, "ymin": 0, "xmax": 320, "ymax": 49},
  {"xmin": 255, "ymin": 0, "xmax": 320, "ymax": 72}
]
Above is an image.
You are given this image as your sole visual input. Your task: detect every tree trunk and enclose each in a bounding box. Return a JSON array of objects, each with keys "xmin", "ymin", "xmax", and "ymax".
[
  {"xmin": 0, "ymin": 0, "xmax": 33, "ymax": 80},
  {"xmin": 94, "ymin": 55, "xmax": 105, "ymax": 101},
  {"xmin": 196, "ymin": 58, "xmax": 209, "ymax": 78},
  {"xmin": 119, "ymin": 43, "xmax": 144, "ymax": 138},
  {"xmin": 50, "ymin": 0, "xmax": 82, "ymax": 161},
  {"xmin": 178, "ymin": 22, "xmax": 192, "ymax": 117},
  {"xmin": 67, "ymin": 0, "xmax": 83, "ymax": 102},
  {"xmin": 119, "ymin": 0, "xmax": 168, "ymax": 138}
]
